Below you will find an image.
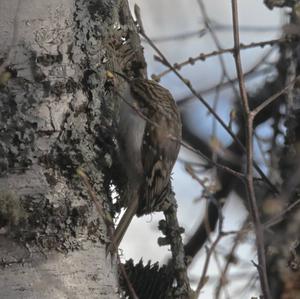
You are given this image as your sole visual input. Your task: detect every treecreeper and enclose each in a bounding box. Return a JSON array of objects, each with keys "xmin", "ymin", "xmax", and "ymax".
[{"xmin": 109, "ymin": 74, "xmax": 182, "ymax": 252}]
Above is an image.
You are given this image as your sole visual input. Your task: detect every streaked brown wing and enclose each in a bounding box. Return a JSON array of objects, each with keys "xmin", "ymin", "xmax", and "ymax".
[
  {"xmin": 131, "ymin": 79, "xmax": 181, "ymax": 215},
  {"xmin": 138, "ymin": 120, "xmax": 180, "ymax": 215}
]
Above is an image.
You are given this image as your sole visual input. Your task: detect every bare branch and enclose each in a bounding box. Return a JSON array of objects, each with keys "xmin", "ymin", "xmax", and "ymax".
[
  {"xmin": 153, "ymin": 36, "xmax": 296, "ymax": 81},
  {"xmin": 231, "ymin": 1, "xmax": 271, "ymax": 298}
]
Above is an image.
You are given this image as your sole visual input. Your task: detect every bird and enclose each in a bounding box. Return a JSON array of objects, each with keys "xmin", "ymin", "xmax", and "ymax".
[{"xmin": 109, "ymin": 73, "xmax": 182, "ymax": 253}]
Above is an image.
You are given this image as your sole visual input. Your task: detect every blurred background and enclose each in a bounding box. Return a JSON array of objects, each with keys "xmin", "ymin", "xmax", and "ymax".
[{"xmin": 120, "ymin": 1, "xmax": 285, "ymax": 298}]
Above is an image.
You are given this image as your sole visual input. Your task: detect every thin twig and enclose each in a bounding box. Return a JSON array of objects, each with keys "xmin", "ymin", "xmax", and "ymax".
[
  {"xmin": 212, "ymin": 22, "xmax": 280, "ymax": 33},
  {"xmin": 76, "ymin": 168, "xmax": 113, "ymax": 227},
  {"xmin": 147, "ymin": 23, "xmax": 279, "ymax": 44},
  {"xmin": 215, "ymin": 219, "xmax": 250, "ymax": 299},
  {"xmin": 197, "ymin": 0, "xmax": 239, "ymax": 185},
  {"xmin": 195, "ymin": 235, "xmax": 223, "ymax": 296},
  {"xmin": 252, "ymin": 75, "xmax": 300, "ymax": 116},
  {"xmin": 181, "ymin": 141, "xmax": 245, "ymax": 179},
  {"xmin": 177, "ymin": 49, "xmax": 274, "ymax": 106},
  {"xmin": 194, "ymin": 215, "xmax": 235, "ymax": 297},
  {"xmin": 197, "ymin": 0, "xmax": 240, "ymax": 100},
  {"xmin": 264, "ymin": 198, "xmax": 300, "ymax": 229},
  {"xmin": 231, "ymin": 1, "xmax": 271, "ymax": 298},
  {"xmin": 212, "ymin": 249, "xmax": 231, "ymax": 299},
  {"xmin": 153, "ymin": 36, "xmax": 295, "ymax": 80},
  {"xmin": 147, "ymin": 28, "xmax": 206, "ymax": 43}
]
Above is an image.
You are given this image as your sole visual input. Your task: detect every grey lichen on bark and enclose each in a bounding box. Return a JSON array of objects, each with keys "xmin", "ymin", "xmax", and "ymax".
[
  {"xmin": 0, "ymin": 0, "xmax": 137, "ymax": 298},
  {"xmin": 0, "ymin": 0, "xmax": 120, "ymax": 247},
  {"xmin": 0, "ymin": 190, "xmax": 27, "ymax": 232}
]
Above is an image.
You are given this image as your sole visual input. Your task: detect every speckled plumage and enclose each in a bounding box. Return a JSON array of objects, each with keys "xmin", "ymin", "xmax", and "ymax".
[
  {"xmin": 130, "ymin": 79, "xmax": 181, "ymax": 215},
  {"xmin": 110, "ymin": 77, "xmax": 182, "ymax": 251}
]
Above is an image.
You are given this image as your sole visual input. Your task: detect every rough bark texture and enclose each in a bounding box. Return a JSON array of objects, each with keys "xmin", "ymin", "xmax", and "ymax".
[{"xmin": 0, "ymin": 0, "xmax": 135, "ymax": 297}]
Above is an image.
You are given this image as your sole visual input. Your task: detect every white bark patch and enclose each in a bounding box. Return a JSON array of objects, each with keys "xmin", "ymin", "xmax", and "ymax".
[{"xmin": 0, "ymin": 238, "xmax": 118, "ymax": 299}]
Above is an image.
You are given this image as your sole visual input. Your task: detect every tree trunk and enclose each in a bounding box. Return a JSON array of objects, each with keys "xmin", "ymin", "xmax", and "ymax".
[{"xmin": 0, "ymin": 0, "xmax": 133, "ymax": 297}]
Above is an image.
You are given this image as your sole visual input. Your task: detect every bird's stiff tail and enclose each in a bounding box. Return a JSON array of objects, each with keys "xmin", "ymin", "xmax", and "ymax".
[{"xmin": 107, "ymin": 193, "xmax": 139, "ymax": 254}]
